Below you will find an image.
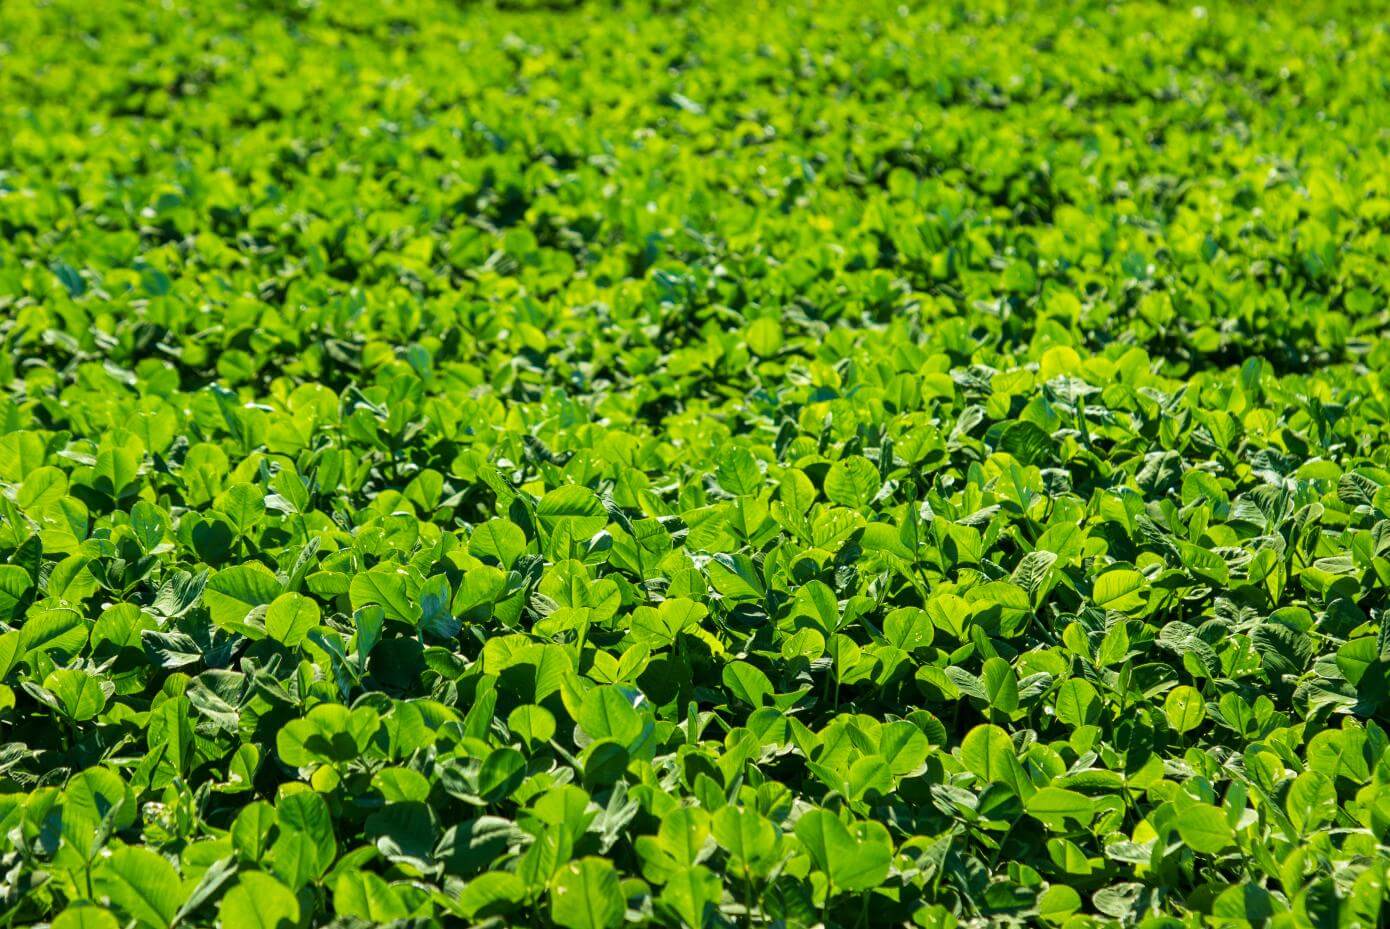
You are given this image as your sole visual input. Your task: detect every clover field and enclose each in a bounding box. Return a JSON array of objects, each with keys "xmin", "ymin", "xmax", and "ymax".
[{"xmin": 1, "ymin": 1, "xmax": 1390, "ymax": 928}]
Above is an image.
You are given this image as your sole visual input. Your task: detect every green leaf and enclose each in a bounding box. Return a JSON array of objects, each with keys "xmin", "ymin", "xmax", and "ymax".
[
  {"xmin": 746, "ymin": 317, "xmax": 783, "ymax": 357},
  {"xmin": 43, "ymin": 668, "xmax": 108, "ymax": 721},
  {"xmin": 1212, "ymin": 883, "xmax": 1281, "ymax": 924},
  {"xmin": 217, "ymin": 872, "xmax": 300, "ymax": 929},
  {"xmin": 508, "ymin": 704, "xmax": 557, "ymax": 747},
  {"xmin": 215, "ymin": 482, "xmax": 267, "ymax": 534},
  {"xmin": 1336, "ymin": 636, "xmax": 1382, "ymax": 687},
  {"xmin": 1174, "ymin": 802, "xmax": 1235, "ymax": 854},
  {"xmin": 204, "ymin": 563, "xmax": 281, "ymax": 629},
  {"xmin": 1163, "ymin": 685, "xmax": 1206, "ymax": 733},
  {"xmin": 793, "ymin": 808, "xmax": 891, "ymax": 893},
  {"xmin": 1175, "ymin": 540, "xmax": 1230, "ymax": 585},
  {"xmin": 551, "ymin": 857, "xmax": 624, "ymax": 929},
  {"xmin": 52, "ymin": 907, "xmax": 120, "ymax": 929},
  {"xmin": 1092, "ymin": 569, "xmax": 1147, "ymax": 613},
  {"xmin": 19, "ymin": 464, "xmax": 69, "ymax": 509},
  {"xmin": 265, "ymin": 592, "xmax": 321, "ymax": 646},
  {"xmin": 1025, "ymin": 787, "xmax": 1096, "ymax": 826},
  {"xmin": 721, "ymin": 660, "xmax": 772, "ymax": 708},
  {"xmin": 577, "ymin": 686, "xmax": 644, "ymax": 747},
  {"xmin": 455, "ymin": 871, "xmax": 525, "ymax": 919},
  {"xmin": 706, "ymin": 553, "xmax": 764, "ymax": 600},
  {"xmin": 278, "ymin": 703, "xmax": 381, "ymax": 768},
  {"xmin": 0, "ymin": 565, "xmax": 32, "ymax": 619},
  {"xmin": 334, "ymin": 871, "xmax": 409, "ymax": 922},
  {"xmin": 92, "ymin": 446, "xmax": 141, "ymax": 501},
  {"xmin": 0, "ymin": 431, "xmax": 46, "ymax": 481},
  {"xmin": 478, "ymin": 747, "xmax": 527, "ymax": 802},
  {"xmin": 659, "ymin": 864, "xmax": 720, "ymax": 929},
  {"xmin": 19, "ymin": 607, "xmax": 89, "ymax": 659},
  {"xmin": 1037, "ymin": 885, "xmax": 1082, "ymax": 923},
  {"xmin": 1285, "ymin": 771, "xmax": 1336, "ymax": 834},
  {"xmin": 712, "ymin": 806, "xmax": 778, "ymax": 874},
  {"xmin": 276, "ymin": 791, "xmax": 337, "ymax": 873},
  {"xmin": 959, "ymin": 724, "xmax": 1027, "ymax": 795},
  {"xmin": 1094, "ymin": 620, "xmax": 1131, "ymax": 667},
  {"xmin": 715, "ymin": 447, "xmax": 763, "ymax": 496},
  {"xmin": 349, "ymin": 565, "xmax": 419, "ymax": 625},
  {"xmin": 95, "ymin": 846, "xmax": 183, "ymax": 929},
  {"xmin": 824, "ymin": 456, "xmax": 881, "ymax": 509},
  {"xmin": 469, "ymin": 518, "xmax": 528, "ymax": 568},
  {"xmin": 980, "ymin": 657, "xmax": 1020, "ymax": 714},
  {"xmin": 1053, "ymin": 679, "xmax": 1101, "ymax": 727},
  {"xmin": 998, "ymin": 420, "xmax": 1055, "ymax": 467},
  {"xmin": 146, "ymin": 697, "xmax": 195, "ymax": 782},
  {"xmin": 537, "ymin": 485, "xmax": 608, "ymax": 539}
]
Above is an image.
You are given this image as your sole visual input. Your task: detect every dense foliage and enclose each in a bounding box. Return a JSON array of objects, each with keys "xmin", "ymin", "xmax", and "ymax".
[{"xmin": 2, "ymin": 0, "xmax": 1389, "ymax": 927}]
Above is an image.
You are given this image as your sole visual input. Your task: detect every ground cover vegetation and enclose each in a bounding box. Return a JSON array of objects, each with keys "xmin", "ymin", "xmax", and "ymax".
[{"xmin": 1, "ymin": 0, "xmax": 1389, "ymax": 926}]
